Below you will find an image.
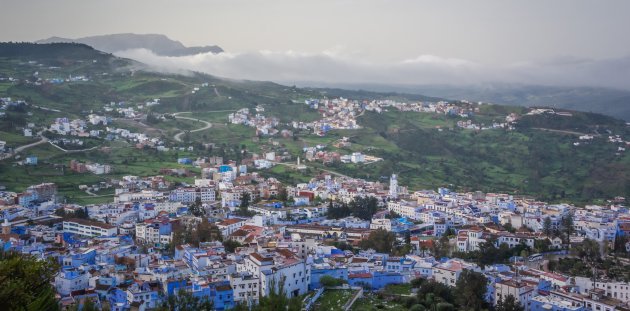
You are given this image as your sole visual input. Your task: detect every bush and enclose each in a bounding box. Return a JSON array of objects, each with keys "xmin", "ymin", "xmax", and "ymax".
[
  {"xmin": 410, "ymin": 304, "xmax": 426, "ymax": 311},
  {"xmin": 436, "ymin": 302, "xmax": 455, "ymax": 311},
  {"xmin": 404, "ymin": 296, "xmax": 420, "ymax": 308},
  {"xmin": 410, "ymin": 277, "xmax": 424, "ymax": 288},
  {"xmin": 319, "ymin": 275, "xmax": 345, "ymax": 287}
]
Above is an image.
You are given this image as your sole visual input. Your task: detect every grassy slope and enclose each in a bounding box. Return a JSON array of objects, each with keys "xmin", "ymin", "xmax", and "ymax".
[{"xmin": 0, "ymin": 43, "xmax": 628, "ymax": 204}]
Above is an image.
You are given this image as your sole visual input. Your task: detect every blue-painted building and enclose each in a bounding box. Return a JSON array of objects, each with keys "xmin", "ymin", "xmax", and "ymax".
[
  {"xmin": 177, "ymin": 158, "xmax": 192, "ymax": 165},
  {"xmin": 348, "ymin": 271, "xmax": 404, "ymax": 290},
  {"xmin": 219, "ymin": 165, "xmax": 233, "ymax": 173},
  {"xmin": 18, "ymin": 191, "xmax": 38, "ymax": 207},
  {"xmin": 25, "ymin": 156, "xmax": 38, "ymax": 165},
  {"xmin": 60, "ymin": 248, "xmax": 96, "ymax": 268},
  {"xmin": 107, "ymin": 288, "xmax": 129, "ymax": 311},
  {"xmin": 310, "ymin": 266, "xmax": 348, "ymax": 290},
  {"xmin": 191, "ymin": 281, "xmax": 234, "ymax": 310}
]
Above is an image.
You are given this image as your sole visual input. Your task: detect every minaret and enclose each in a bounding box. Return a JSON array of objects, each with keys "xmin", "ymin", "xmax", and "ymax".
[{"xmin": 389, "ymin": 174, "xmax": 398, "ymax": 199}]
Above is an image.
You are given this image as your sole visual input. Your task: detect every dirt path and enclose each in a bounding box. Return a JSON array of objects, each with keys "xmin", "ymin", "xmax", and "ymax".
[{"xmin": 531, "ymin": 128, "xmax": 598, "ymax": 136}]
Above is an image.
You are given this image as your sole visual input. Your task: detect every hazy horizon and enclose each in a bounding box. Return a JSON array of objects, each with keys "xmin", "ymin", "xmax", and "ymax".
[{"xmin": 2, "ymin": 0, "xmax": 630, "ymax": 89}]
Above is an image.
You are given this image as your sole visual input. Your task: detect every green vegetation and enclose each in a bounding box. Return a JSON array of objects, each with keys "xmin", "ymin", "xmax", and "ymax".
[
  {"xmin": 351, "ymin": 294, "xmax": 408, "ymax": 311},
  {"xmin": 0, "ymin": 251, "xmax": 60, "ymax": 311},
  {"xmin": 547, "ymin": 238, "xmax": 630, "ymax": 282},
  {"xmin": 382, "ymin": 283, "xmax": 412, "ymax": 295},
  {"xmin": 313, "ymin": 289, "xmax": 356, "ymax": 311},
  {"xmin": 319, "ymin": 275, "xmax": 347, "ymax": 287},
  {"xmin": 327, "ymin": 196, "xmax": 379, "ymax": 220},
  {"xmin": 156, "ymin": 289, "xmax": 214, "ymax": 311},
  {"xmin": 322, "ymin": 109, "xmax": 630, "ymax": 203},
  {"xmin": 0, "ymin": 42, "xmax": 628, "ymax": 205},
  {"xmin": 354, "ymin": 276, "xmax": 489, "ymax": 311}
]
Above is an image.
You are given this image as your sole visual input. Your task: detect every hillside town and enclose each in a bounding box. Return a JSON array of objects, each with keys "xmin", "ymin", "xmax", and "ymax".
[{"xmin": 1, "ymin": 152, "xmax": 629, "ymax": 311}]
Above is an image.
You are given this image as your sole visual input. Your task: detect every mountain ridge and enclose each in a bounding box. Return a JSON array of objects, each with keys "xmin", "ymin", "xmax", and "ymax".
[{"xmin": 36, "ymin": 33, "xmax": 223, "ymax": 57}]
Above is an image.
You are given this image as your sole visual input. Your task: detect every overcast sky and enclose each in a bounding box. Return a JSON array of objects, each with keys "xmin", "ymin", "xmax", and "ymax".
[{"xmin": 2, "ymin": 0, "xmax": 630, "ymax": 89}]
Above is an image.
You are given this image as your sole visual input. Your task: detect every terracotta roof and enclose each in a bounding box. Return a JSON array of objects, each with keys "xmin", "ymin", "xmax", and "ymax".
[
  {"xmin": 349, "ymin": 273, "xmax": 372, "ymax": 278},
  {"xmin": 217, "ymin": 218, "xmax": 244, "ymax": 226},
  {"xmin": 65, "ymin": 218, "xmax": 115, "ymax": 229},
  {"xmin": 250, "ymin": 252, "xmax": 273, "ymax": 262}
]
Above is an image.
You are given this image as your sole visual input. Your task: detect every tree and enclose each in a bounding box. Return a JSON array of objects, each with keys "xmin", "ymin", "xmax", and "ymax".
[
  {"xmin": 349, "ymin": 196, "xmax": 379, "ymax": 221},
  {"xmin": 189, "ymin": 197, "xmax": 205, "ymax": 217},
  {"xmin": 573, "ymin": 238, "xmax": 601, "ymax": 262},
  {"xmin": 69, "ymin": 298, "xmax": 98, "ymax": 311},
  {"xmin": 503, "ymin": 223, "xmax": 516, "ymax": 233},
  {"xmin": 560, "ymin": 212, "xmax": 574, "ymax": 247},
  {"xmin": 257, "ymin": 277, "xmax": 302, "ymax": 311},
  {"xmin": 436, "ymin": 303, "xmax": 455, "ymax": 311},
  {"xmin": 0, "ymin": 251, "xmax": 59, "ymax": 311},
  {"xmin": 159, "ymin": 289, "xmax": 214, "ymax": 311},
  {"xmin": 454, "ymin": 269, "xmax": 488, "ymax": 311},
  {"xmin": 432, "ymin": 235, "xmax": 451, "ymax": 258},
  {"xmin": 405, "ymin": 231, "xmax": 412, "ymax": 245},
  {"xmin": 235, "ymin": 193, "xmax": 253, "ymax": 217},
  {"xmin": 542, "ymin": 216, "xmax": 553, "ymax": 238},
  {"xmin": 495, "ymin": 294, "xmax": 524, "ymax": 311},
  {"xmin": 443, "ymin": 227, "xmax": 456, "ymax": 237},
  {"xmin": 534, "ymin": 239, "xmax": 552, "ymax": 253},
  {"xmin": 416, "ymin": 280, "xmax": 453, "ymax": 304},
  {"xmin": 359, "ymin": 229, "xmax": 396, "ymax": 253},
  {"xmin": 196, "ymin": 218, "xmax": 223, "ymax": 244},
  {"xmin": 319, "ymin": 275, "xmax": 345, "ymax": 287},
  {"xmin": 613, "ymin": 234, "xmax": 629, "ymax": 254},
  {"xmin": 223, "ymin": 240, "xmax": 241, "ymax": 253},
  {"xmin": 169, "ymin": 223, "xmax": 189, "ymax": 253},
  {"xmin": 327, "ymin": 202, "xmax": 351, "ymax": 219}
]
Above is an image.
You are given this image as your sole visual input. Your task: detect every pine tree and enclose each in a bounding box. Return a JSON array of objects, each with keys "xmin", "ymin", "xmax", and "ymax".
[
  {"xmin": 495, "ymin": 294, "xmax": 524, "ymax": 311},
  {"xmin": 543, "ymin": 216, "xmax": 553, "ymax": 238}
]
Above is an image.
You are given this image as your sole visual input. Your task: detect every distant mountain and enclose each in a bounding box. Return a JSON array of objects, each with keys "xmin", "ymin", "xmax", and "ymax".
[
  {"xmin": 36, "ymin": 33, "xmax": 223, "ymax": 56},
  {"xmin": 299, "ymin": 82, "xmax": 630, "ymax": 121}
]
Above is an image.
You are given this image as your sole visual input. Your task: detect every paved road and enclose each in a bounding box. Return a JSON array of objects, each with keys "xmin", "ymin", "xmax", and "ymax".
[
  {"xmin": 173, "ymin": 116, "xmax": 212, "ymax": 142},
  {"xmin": 14, "ymin": 136, "xmax": 48, "ymax": 153},
  {"xmin": 0, "ymin": 132, "xmax": 48, "ymax": 160},
  {"xmin": 48, "ymin": 142, "xmax": 100, "ymax": 153},
  {"xmin": 171, "ymin": 110, "xmax": 237, "ymax": 142}
]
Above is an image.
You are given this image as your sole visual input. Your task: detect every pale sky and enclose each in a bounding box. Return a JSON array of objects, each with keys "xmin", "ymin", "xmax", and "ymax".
[{"xmin": 2, "ymin": 0, "xmax": 630, "ymax": 88}]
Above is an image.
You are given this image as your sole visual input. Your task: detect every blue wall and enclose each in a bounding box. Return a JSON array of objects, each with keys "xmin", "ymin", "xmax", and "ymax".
[{"xmin": 310, "ymin": 267, "xmax": 348, "ymax": 290}]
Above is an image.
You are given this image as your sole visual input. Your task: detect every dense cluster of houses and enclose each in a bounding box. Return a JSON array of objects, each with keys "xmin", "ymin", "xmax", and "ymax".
[
  {"xmin": 1, "ymin": 159, "xmax": 629, "ymax": 310},
  {"xmin": 228, "ymin": 108, "xmax": 280, "ymax": 136}
]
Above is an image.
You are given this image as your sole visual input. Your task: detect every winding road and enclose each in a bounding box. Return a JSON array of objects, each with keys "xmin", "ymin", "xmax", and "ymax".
[
  {"xmin": 0, "ymin": 131, "xmax": 48, "ymax": 160},
  {"xmin": 172, "ymin": 113, "xmax": 213, "ymax": 142},
  {"xmin": 170, "ymin": 110, "xmax": 237, "ymax": 143}
]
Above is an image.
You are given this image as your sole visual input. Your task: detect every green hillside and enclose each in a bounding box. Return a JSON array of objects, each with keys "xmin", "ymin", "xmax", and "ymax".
[{"xmin": 0, "ymin": 42, "xmax": 627, "ymax": 204}]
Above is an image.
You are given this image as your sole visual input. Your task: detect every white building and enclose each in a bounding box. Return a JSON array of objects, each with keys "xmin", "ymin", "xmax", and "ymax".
[
  {"xmin": 433, "ymin": 260, "xmax": 466, "ymax": 287},
  {"xmin": 370, "ymin": 218, "xmax": 392, "ymax": 231},
  {"xmin": 135, "ymin": 221, "xmax": 173, "ymax": 248},
  {"xmin": 494, "ymin": 280, "xmax": 535, "ymax": 310},
  {"xmin": 170, "ymin": 187, "xmax": 216, "ymax": 203},
  {"xmin": 239, "ymin": 250, "xmax": 310, "ymax": 298},
  {"xmin": 63, "ymin": 219, "xmax": 117, "ymax": 237},
  {"xmin": 389, "ymin": 174, "xmax": 398, "ymax": 199},
  {"xmin": 229, "ymin": 273, "xmax": 260, "ymax": 306},
  {"xmin": 387, "ymin": 200, "xmax": 421, "ymax": 220},
  {"xmin": 217, "ymin": 218, "xmax": 247, "ymax": 237},
  {"xmin": 55, "ymin": 268, "xmax": 90, "ymax": 296}
]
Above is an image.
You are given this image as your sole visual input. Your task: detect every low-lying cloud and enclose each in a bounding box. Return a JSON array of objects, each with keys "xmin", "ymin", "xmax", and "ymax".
[{"xmin": 115, "ymin": 49, "xmax": 630, "ymax": 90}]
